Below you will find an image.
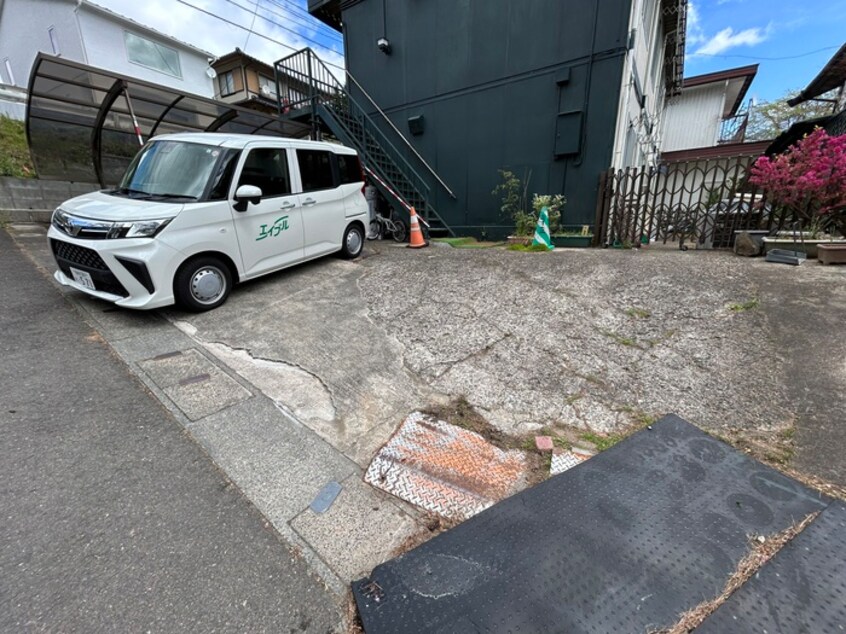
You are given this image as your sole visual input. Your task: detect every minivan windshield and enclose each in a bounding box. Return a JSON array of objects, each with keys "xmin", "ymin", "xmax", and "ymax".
[{"xmin": 115, "ymin": 140, "xmax": 222, "ymax": 201}]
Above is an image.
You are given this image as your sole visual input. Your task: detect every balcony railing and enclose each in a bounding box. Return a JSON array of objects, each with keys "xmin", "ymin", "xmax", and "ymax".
[{"xmin": 719, "ymin": 111, "xmax": 749, "ymax": 144}]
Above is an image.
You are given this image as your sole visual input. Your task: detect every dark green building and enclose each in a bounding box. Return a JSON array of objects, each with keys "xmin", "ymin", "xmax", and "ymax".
[{"xmin": 305, "ymin": 0, "xmax": 686, "ymax": 237}]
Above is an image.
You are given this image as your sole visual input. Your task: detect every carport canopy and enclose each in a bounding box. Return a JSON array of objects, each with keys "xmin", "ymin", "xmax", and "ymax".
[{"xmin": 26, "ymin": 54, "xmax": 310, "ymax": 188}]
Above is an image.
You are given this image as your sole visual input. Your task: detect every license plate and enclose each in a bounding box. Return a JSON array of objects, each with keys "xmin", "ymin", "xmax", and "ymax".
[{"xmin": 69, "ymin": 267, "xmax": 96, "ymax": 291}]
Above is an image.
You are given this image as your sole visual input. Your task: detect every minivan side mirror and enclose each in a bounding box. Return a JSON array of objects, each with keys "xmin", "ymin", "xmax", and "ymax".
[{"xmin": 233, "ymin": 184, "xmax": 262, "ymax": 212}]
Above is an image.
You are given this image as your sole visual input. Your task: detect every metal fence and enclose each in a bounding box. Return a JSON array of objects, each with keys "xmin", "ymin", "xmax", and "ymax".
[{"xmin": 593, "ymin": 154, "xmax": 799, "ymax": 250}]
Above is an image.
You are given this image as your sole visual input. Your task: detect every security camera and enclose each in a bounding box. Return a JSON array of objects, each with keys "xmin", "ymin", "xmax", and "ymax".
[{"xmin": 376, "ymin": 37, "xmax": 392, "ymax": 54}]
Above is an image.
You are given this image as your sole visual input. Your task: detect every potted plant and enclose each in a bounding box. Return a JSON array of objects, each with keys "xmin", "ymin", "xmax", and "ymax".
[
  {"xmin": 552, "ymin": 228, "xmax": 594, "ymax": 248},
  {"xmin": 750, "ymin": 128, "xmax": 846, "ymax": 259}
]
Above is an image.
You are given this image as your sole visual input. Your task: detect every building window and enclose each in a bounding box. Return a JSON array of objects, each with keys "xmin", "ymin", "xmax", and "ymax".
[
  {"xmin": 48, "ymin": 27, "xmax": 61, "ymax": 55},
  {"xmin": 124, "ymin": 31, "xmax": 182, "ymax": 78},
  {"xmin": 218, "ymin": 70, "xmax": 236, "ymax": 96},
  {"xmin": 3, "ymin": 58, "xmax": 14, "ymax": 85},
  {"xmin": 258, "ymin": 75, "xmax": 277, "ymax": 98}
]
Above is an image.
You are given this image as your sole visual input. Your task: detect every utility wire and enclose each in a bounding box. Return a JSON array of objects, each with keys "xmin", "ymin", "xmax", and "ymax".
[
  {"xmin": 262, "ymin": 0, "xmax": 343, "ymax": 42},
  {"xmin": 174, "ymin": 0, "xmax": 346, "ymax": 71},
  {"xmin": 694, "ymin": 45, "xmax": 840, "ymax": 61},
  {"xmin": 243, "ymin": 0, "xmax": 261, "ymax": 50},
  {"xmin": 263, "ymin": 0, "xmax": 325, "ymax": 24},
  {"xmin": 220, "ymin": 0, "xmax": 344, "ymax": 56}
]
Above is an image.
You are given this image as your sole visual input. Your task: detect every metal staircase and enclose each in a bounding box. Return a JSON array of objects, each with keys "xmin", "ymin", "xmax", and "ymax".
[{"xmin": 274, "ymin": 48, "xmax": 454, "ymax": 236}]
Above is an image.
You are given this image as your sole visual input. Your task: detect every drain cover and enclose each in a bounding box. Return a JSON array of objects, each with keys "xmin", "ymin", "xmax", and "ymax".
[
  {"xmin": 364, "ymin": 412, "xmax": 528, "ymax": 522},
  {"xmin": 353, "ymin": 415, "xmax": 831, "ymax": 633}
]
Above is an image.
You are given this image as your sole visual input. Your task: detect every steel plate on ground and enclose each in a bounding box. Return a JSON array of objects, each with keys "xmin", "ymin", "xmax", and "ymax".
[
  {"xmin": 353, "ymin": 414, "xmax": 831, "ymax": 633},
  {"xmin": 696, "ymin": 500, "xmax": 846, "ymax": 633},
  {"xmin": 364, "ymin": 412, "xmax": 528, "ymax": 522}
]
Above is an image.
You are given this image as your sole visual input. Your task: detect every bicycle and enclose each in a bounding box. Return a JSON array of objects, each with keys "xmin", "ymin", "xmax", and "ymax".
[{"xmin": 369, "ymin": 209, "xmax": 408, "ymax": 242}]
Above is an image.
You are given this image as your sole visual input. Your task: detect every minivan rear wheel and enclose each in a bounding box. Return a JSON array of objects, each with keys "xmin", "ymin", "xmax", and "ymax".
[
  {"xmin": 340, "ymin": 224, "xmax": 364, "ymax": 259},
  {"xmin": 174, "ymin": 256, "xmax": 232, "ymax": 312}
]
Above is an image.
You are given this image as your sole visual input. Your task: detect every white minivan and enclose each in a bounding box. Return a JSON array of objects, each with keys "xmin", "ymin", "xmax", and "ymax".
[{"xmin": 47, "ymin": 133, "xmax": 369, "ymax": 311}]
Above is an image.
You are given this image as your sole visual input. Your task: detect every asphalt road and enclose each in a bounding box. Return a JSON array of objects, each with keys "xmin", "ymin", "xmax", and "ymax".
[{"xmin": 0, "ymin": 229, "xmax": 340, "ymax": 632}]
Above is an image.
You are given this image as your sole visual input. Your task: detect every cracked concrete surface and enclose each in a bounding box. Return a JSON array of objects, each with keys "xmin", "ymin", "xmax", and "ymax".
[
  {"xmin": 162, "ymin": 255, "xmax": 440, "ymax": 468},
  {"xmin": 359, "ymin": 244, "xmax": 842, "ymax": 442},
  {"xmin": 12, "ymin": 220, "xmax": 846, "ymax": 610}
]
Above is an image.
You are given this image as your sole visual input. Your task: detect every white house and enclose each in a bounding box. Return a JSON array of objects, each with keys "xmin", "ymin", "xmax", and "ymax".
[
  {"xmin": 611, "ymin": 0, "xmax": 686, "ymax": 169},
  {"xmin": 0, "ymin": 0, "xmax": 214, "ymax": 119},
  {"xmin": 662, "ymin": 64, "xmax": 758, "ymax": 153}
]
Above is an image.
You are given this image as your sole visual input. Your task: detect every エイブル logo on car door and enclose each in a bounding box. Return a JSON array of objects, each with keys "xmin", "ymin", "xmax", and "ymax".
[{"xmin": 256, "ymin": 216, "xmax": 290, "ymax": 241}]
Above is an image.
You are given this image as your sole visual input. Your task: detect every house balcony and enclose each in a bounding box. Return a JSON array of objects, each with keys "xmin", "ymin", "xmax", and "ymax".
[{"xmin": 719, "ymin": 111, "xmax": 749, "ymax": 144}]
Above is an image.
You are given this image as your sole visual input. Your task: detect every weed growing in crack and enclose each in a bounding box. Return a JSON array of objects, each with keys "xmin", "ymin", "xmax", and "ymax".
[
  {"xmin": 729, "ymin": 298, "xmax": 759, "ymax": 312},
  {"xmin": 625, "ymin": 307, "xmax": 651, "ymax": 319},
  {"xmin": 598, "ymin": 329, "xmax": 639, "ymax": 348},
  {"xmin": 579, "ymin": 431, "xmax": 624, "ymax": 452}
]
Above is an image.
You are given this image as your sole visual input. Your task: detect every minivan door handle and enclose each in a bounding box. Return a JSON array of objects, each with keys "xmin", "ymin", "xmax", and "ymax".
[
  {"xmin": 301, "ymin": 198, "xmax": 317, "ymax": 206},
  {"xmin": 279, "ymin": 201, "xmax": 296, "ymax": 210}
]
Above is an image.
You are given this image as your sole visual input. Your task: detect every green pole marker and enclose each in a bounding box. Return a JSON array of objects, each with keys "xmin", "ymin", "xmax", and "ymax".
[{"xmin": 532, "ymin": 206, "xmax": 554, "ymax": 250}]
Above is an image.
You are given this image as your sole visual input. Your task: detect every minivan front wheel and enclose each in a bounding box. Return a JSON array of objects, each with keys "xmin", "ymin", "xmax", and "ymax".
[
  {"xmin": 174, "ymin": 256, "xmax": 232, "ymax": 311},
  {"xmin": 340, "ymin": 224, "xmax": 364, "ymax": 259}
]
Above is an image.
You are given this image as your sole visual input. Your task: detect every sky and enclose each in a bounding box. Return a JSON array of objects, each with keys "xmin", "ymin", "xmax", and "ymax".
[
  {"xmin": 682, "ymin": 0, "xmax": 846, "ymax": 102},
  {"xmin": 99, "ymin": 0, "xmax": 846, "ymax": 104}
]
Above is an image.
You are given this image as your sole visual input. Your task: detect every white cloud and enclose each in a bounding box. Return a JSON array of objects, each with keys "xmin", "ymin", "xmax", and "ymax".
[
  {"xmin": 686, "ymin": 2, "xmax": 706, "ymax": 45},
  {"xmin": 693, "ymin": 26, "xmax": 767, "ymax": 56}
]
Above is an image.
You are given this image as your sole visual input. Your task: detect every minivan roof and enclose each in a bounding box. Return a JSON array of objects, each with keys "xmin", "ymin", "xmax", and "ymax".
[{"xmin": 150, "ymin": 132, "xmax": 357, "ymax": 154}]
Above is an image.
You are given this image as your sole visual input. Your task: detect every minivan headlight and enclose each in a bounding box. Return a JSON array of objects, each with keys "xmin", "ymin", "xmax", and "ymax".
[{"xmin": 121, "ymin": 218, "xmax": 173, "ymax": 238}]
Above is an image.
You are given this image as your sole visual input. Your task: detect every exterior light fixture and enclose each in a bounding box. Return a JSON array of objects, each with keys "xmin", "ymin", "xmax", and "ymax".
[{"xmin": 376, "ymin": 37, "xmax": 392, "ymax": 54}]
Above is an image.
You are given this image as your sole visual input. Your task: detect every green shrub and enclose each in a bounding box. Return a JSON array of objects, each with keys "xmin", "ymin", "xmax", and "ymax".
[
  {"xmin": 0, "ymin": 116, "xmax": 35, "ymax": 178},
  {"xmin": 493, "ymin": 169, "xmax": 568, "ymax": 236}
]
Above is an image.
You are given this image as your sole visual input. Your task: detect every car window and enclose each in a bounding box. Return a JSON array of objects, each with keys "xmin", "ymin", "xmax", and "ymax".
[
  {"xmin": 237, "ymin": 148, "xmax": 291, "ymax": 198},
  {"xmin": 297, "ymin": 149, "xmax": 335, "ymax": 192},
  {"xmin": 208, "ymin": 149, "xmax": 241, "ymax": 200},
  {"xmin": 337, "ymin": 153, "xmax": 362, "ymax": 185}
]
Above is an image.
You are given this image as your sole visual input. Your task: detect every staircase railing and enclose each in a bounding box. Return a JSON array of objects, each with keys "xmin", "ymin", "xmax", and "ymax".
[
  {"xmin": 274, "ymin": 48, "xmax": 454, "ymax": 232},
  {"xmin": 344, "ymin": 71, "xmax": 456, "ymax": 200}
]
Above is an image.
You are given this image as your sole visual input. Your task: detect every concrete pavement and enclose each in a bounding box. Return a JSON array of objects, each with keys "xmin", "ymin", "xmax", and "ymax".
[
  {"xmin": 0, "ymin": 228, "xmax": 342, "ymax": 632},
  {"xmin": 9, "ymin": 223, "xmax": 427, "ymax": 596},
  {"xmin": 7, "ymin": 219, "xmax": 845, "ymax": 632}
]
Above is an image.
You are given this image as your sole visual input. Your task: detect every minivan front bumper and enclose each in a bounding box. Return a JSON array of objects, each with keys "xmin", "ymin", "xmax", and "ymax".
[{"xmin": 47, "ymin": 225, "xmax": 184, "ymax": 309}]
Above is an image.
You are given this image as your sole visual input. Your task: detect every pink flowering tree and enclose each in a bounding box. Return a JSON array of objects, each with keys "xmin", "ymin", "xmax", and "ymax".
[{"xmin": 749, "ymin": 128, "xmax": 846, "ymax": 237}]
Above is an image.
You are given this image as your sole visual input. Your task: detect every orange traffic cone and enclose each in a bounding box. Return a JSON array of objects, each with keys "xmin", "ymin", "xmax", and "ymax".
[{"xmin": 407, "ymin": 207, "xmax": 428, "ymax": 249}]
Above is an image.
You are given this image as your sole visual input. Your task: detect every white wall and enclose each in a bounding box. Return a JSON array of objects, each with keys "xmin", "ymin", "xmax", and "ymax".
[
  {"xmin": 0, "ymin": 84, "xmax": 27, "ymax": 119},
  {"xmin": 0, "ymin": 0, "xmax": 212, "ymax": 97},
  {"xmin": 610, "ymin": 0, "xmax": 671, "ymax": 169},
  {"xmin": 0, "ymin": 0, "xmax": 85, "ymax": 87},
  {"xmin": 77, "ymin": 7, "xmax": 213, "ymax": 97},
  {"xmin": 662, "ymin": 83, "xmax": 726, "ymax": 152}
]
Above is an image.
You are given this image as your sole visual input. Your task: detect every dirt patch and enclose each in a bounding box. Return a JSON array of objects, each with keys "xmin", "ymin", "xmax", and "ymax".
[
  {"xmin": 655, "ymin": 512, "xmax": 819, "ymax": 633},
  {"xmin": 345, "ymin": 590, "xmax": 364, "ymax": 634},
  {"xmin": 421, "ymin": 397, "xmax": 549, "ymax": 485},
  {"xmin": 422, "ymin": 396, "xmax": 516, "ymax": 447},
  {"xmin": 715, "ymin": 425, "xmax": 795, "ymax": 467},
  {"xmin": 391, "ymin": 513, "xmax": 459, "ymax": 558}
]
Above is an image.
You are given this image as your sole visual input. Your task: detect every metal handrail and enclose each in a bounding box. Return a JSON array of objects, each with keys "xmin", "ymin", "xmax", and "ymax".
[
  {"xmin": 301, "ymin": 54, "xmax": 432, "ymax": 195},
  {"xmin": 344, "ymin": 71, "xmax": 456, "ymax": 199},
  {"xmin": 313, "ymin": 100, "xmax": 423, "ymax": 206},
  {"xmin": 278, "ymin": 47, "xmax": 455, "ymax": 202}
]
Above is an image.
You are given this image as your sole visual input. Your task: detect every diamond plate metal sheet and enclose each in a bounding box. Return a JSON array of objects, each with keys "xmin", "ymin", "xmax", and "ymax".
[
  {"xmin": 364, "ymin": 412, "xmax": 528, "ymax": 522},
  {"xmin": 697, "ymin": 500, "xmax": 846, "ymax": 633},
  {"xmin": 550, "ymin": 449, "xmax": 591, "ymax": 475},
  {"xmin": 353, "ymin": 415, "xmax": 832, "ymax": 634}
]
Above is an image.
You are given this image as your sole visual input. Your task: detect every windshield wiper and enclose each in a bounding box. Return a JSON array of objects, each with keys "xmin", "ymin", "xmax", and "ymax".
[
  {"xmin": 112, "ymin": 187, "xmax": 151, "ymax": 198},
  {"xmin": 149, "ymin": 193, "xmax": 199, "ymax": 201}
]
